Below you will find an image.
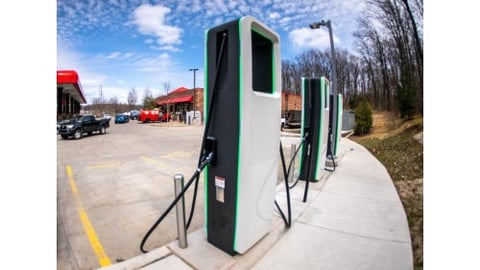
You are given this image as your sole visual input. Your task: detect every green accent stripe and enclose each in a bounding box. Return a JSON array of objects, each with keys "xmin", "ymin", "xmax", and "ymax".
[
  {"xmin": 234, "ymin": 17, "xmax": 243, "ymax": 252},
  {"xmin": 272, "ymin": 42, "xmax": 275, "ymax": 94},
  {"xmin": 314, "ymin": 78, "xmax": 328, "ymax": 180},
  {"xmin": 204, "ymin": 28, "xmax": 209, "ymax": 234}
]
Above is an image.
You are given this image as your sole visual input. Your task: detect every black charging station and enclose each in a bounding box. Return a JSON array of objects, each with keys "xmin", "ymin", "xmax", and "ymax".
[
  {"xmin": 298, "ymin": 77, "xmax": 330, "ymax": 182},
  {"xmin": 204, "ymin": 16, "xmax": 281, "ymax": 255}
]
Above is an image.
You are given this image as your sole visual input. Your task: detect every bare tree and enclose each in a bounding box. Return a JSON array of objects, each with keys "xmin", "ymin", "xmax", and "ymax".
[
  {"xmin": 128, "ymin": 87, "xmax": 138, "ymax": 109},
  {"xmin": 278, "ymin": 1, "xmax": 422, "ymax": 117},
  {"xmin": 161, "ymin": 80, "xmax": 171, "ymax": 95},
  {"xmin": 350, "ymin": 0, "xmax": 422, "ymax": 116},
  {"xmin": 161, "ymin": 80, "xmax": 172, "ymax": 119},
  {"xmin": 108, "ymin": 96, "xmax": 119, "ymax": 113}
]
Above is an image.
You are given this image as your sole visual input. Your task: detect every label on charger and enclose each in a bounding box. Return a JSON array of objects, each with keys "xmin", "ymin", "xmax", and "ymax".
[
  {"xmin": 215, "ymin": 176, "xmax": 225, "ymax": 203},
  {"xmin": 215, "ymin": 176, "xmax": 225, "ymax": 188}
]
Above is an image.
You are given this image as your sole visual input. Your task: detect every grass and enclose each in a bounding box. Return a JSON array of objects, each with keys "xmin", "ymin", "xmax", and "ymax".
[{"xmin": 351, "ymin": 112, "xmax": 423, "ymax": 270}]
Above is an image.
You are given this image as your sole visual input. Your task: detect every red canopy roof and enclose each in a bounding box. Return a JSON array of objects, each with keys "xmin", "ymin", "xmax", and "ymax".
[
  {"xmin": 170, "ymin": 96, "xmax": 193, "ymax": 103},
  {"xmin": 157, "ymin": 95, "xmax": 193, "ymax": 105},
  {"xmin": 57, "ymin": 70, "xmax": 87, "ymax": 104},
  {"xmin": 169, "ymin": 86, "xmax": 188, "ymax": 95}
]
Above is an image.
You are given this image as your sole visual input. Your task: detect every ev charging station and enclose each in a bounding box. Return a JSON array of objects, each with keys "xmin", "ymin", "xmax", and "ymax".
[
  {"xmin": 204, "ymin": 16, "xmax": 281, "ymax": 255},
  {"xmin": 298, "ymin": 77, "xmax": 330, "ymax": 182}
]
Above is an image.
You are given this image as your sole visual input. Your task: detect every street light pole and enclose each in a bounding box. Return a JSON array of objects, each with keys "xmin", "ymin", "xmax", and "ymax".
[
  {"xmin": 189, "ymin": 68, "xmax": 199, "ymax": 119},
  {"xmin": 309, "ymin": 20, "xmax": 336, "ymax": 96},
  {"xmin": 310, "ymin": 20, "xmax": 338, "ymax": 162}
]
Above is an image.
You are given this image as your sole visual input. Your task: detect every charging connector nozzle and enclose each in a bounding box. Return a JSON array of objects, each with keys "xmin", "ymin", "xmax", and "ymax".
[{"xmin": 204, "ymin": 137, "xmax": 217, "ymax": 166}]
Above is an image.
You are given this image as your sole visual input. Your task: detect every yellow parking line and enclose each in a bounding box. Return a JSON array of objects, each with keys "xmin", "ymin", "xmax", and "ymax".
[
  {"xmin": 141, "ymin": 156, "xmax": 156, "ymax": 163},
  {"xmin": 85, "ymin": 162, "xmax": 119, "ymax": 169},
  {"xmin": 66, "ymin": 165, "xmax": 112, "ymax": 267}
]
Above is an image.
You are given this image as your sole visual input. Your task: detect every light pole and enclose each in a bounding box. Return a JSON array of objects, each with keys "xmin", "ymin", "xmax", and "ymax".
[
  {"xmin": 189, "ymin": 68, "xmax": 199, "ymax": 119},
  {"xmin": 309, "ymin": 20, "xmax": 336, "ymax": 96},
  {"xmin": 310, "ymin": 20, "xmax": 338, "ymax": 161}
]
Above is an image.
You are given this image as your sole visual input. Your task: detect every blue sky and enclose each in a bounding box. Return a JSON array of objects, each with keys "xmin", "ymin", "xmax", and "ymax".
[{"xmin": 57, "ymin": 0, "xmax": 368, "ymax": 104}]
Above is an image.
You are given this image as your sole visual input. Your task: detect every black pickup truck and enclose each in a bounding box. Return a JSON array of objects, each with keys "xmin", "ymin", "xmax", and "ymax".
[{"xmin": 58, "ymin": 114, "xmax": 110, "ymax": 139}]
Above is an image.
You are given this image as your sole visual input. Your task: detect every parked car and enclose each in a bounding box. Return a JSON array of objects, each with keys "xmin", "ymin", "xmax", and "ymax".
[
  {"xmin": 115, "ymin": 114, "xmax": 130, "ymax": 124},
  {"xmin": 130, "ymin": 110, "xmax": 140, "ymax": 120}
]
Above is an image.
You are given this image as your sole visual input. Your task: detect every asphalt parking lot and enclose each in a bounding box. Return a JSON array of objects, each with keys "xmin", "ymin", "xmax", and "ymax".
[
  {"xmin": 57, "ymin": 120, "xmax": 208, "ymax": 270},
  {"xmin": 57, "ymin": 119, "xmax": 300, "ymax": 270}
]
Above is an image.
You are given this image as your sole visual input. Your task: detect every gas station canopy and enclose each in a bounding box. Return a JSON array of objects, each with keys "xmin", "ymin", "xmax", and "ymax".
[{"xmin": 57, "ymin": 70, "xmax": 87, "ymax": 104}]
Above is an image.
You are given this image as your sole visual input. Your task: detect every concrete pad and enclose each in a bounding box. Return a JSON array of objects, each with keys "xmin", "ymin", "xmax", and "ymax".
[
  {"xmin": 167, "ymin": 216, "xmax": 288, "ymax": 270},
  {"xmin": 100, "ymin": 246, "xmax": 171, "ymax": 270},
  {"xmin": 252, "ymin": 222, "xmax": 413, "ymax": 270},
  {"xmin": 325, "ymin": 141, "xmax": 401, "ymax": 201},
  {"xmin": 141, "ymin": 255, "xmax": 193, "ymax": 270},
  {"xmin": 298, "ymin": 190, "xmax": 411, "ymax": 242},
  {"xmin": 321, "ymin": 171, "xmax": 400, "ymax": 201},
  {"xmin": 273, "ymin": 176, "xmax": 330, "ymax": 222},
  {"xmin": 297, "ymin": 138, "xmax": 411, "ymax": 242},
  {"xmin": 167, "ymin": 228, "xmax": 237, "ymax": 270}
]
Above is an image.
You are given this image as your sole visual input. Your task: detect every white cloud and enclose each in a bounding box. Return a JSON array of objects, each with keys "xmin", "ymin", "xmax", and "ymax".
[
  {"xmin": 289, "ymin": 27, "xmax": 340, "ymax": 49},
  {"xmin": 279, "ymin": 16, "xmax": 292, "ymax": 24},
  {"xmin": 105, "ymin": 52, "xmax": 122, "ymax": 59},
  {"xmin": 132, "ymin": 4, "xmax": 183, "ymax": 46},
  {"xmin": 214, "ymin": 0, "xmax": 228, "ymax": 13},
  {"xmin": 120, "ymin": 52, "xmax": 135, "ymax": 60},
  {"xmin": 155, "ymin": 45, "xmax": 181, "ymax": 52},
  {"xmin": 103, "ymin": 52, "xmax": 135, "ymax": 60},
  {"xmin": 227, "ymin": 1, "xmax": 238, "ymax": 10},
  {"xmin": 269, "ymin": 12, "xmax": 281, "ymax": 19}
]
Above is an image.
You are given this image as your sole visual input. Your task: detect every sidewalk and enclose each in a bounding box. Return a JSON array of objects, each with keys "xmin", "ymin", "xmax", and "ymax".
[{"xmin": 100, "ymin": 137, "xmax": 413, "ymax": 270}]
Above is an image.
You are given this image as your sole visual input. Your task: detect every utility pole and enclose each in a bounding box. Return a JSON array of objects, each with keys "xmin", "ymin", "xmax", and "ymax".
[
  {"xmin": 189, "ymin": 68, "xmax": 199, "ymax": 119},
  {"xmin": 100, "ymin": 84, "xmax": 103, "ymax": 115}
]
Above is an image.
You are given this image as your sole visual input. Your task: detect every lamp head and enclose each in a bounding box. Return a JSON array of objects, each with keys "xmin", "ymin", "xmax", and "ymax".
[{"xmin": 309, "ymin": 20, "xmax": 329, "ymax": 29}]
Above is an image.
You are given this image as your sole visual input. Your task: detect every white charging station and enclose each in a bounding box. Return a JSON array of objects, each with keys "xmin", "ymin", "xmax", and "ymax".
[
  {"xmin": 204, "ymin": 15, "xmax": 281, "ymax": 255},
  {"xmin": 298, "ymin": 77, "xmax": 330, "ymax": 182}
]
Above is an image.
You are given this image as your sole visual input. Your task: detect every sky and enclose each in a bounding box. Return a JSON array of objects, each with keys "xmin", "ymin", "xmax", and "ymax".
[{"xmin": 57, "ymin": 0, "xmax": 368, "ymax": 105}]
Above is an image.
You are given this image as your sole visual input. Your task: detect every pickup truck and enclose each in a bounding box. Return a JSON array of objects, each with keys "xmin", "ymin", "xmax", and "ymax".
[{"xmin": 58, "ymin": 114, "xmax": 110, "ymax": 139}]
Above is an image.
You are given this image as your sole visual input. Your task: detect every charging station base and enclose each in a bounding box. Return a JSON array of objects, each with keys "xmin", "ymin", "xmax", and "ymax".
[{"xmin": 325, "ymin": 157, "xmax": 339, "ymax": 168}]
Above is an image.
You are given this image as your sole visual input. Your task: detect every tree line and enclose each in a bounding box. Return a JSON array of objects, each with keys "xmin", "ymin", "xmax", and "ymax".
[
  {"xmin": 282, "ymin": 0, "xmax": 423, "ymax": 118},
  {"xmin": 84, "ymin": 85, "xmax": 168, "ymax": 116}
]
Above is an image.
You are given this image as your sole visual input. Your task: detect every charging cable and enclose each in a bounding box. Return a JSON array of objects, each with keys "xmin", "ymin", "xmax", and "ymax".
[{"xmin": 140, "ymin": 32, "xmax": 227, "ymax": 254}]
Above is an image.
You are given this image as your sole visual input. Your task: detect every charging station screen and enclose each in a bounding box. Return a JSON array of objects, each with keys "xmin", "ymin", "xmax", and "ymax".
[{"xmin": 251, "ymin": 30, "xmax": 273, "ymax": 94}]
